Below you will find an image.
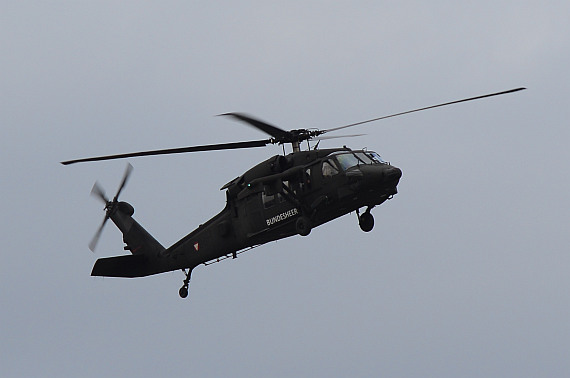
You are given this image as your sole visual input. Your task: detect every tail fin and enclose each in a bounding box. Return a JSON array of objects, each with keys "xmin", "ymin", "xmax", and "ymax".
[
  {"xmin": 85, "ymin": 165, "xmax": 175, "ymax": 278},
  {"xmin": 111, "ymin": 203, "xmax": 165, "ymax": 256},
  {"xmin": 92, "ymin": 202, "xmax": 169, "ymax": 278}
]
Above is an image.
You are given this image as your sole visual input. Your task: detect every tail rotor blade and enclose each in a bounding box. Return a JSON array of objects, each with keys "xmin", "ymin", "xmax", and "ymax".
[
  {"xmin": 87, "ymin": 164, "xmax": 134, "ymax": 252},
  {"xmin": 114, "ymin": 163, "xmax": 133, "ymax": 201},
  {"xmin": 89, "ymin": 216, "xmax": 109, "ymax": 252},
  {"xmin": 90, "ymin": 182, "xmax": 108, "ymax": 203}
]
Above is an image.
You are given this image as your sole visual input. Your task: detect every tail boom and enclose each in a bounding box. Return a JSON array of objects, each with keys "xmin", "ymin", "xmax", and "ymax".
[{"xmin": 91, "ymin": 202, "xmax": 186, "ymax": 278}]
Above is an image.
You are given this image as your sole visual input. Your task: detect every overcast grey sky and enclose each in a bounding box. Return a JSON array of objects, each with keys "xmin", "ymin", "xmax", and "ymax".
[{"xmin": 2, "ymin": 1, "xmax": 569, "ymax": 377}]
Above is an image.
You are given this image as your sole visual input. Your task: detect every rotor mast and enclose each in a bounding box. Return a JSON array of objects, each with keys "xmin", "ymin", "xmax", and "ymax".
[{"xmin": 291, "ymin": 141, "xmax": 301, "ymax": 153}]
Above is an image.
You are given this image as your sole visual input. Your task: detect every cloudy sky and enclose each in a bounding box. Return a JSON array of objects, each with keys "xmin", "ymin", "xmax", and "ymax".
[{"xmin": 2, "ymin": 1, "xmax": 569, "ymax": 377}]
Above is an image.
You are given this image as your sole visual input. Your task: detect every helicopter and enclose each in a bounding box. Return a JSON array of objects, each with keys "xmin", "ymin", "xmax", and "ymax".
[{"xmin": 62, "ymin": 87, "xmax": 525, "ymax": 298}]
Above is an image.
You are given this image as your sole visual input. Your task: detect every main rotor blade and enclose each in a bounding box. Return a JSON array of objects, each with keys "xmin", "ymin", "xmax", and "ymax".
[
  {"xmin": 220, "ymin": 113, "xmax": 292, "ymax": 141},
  {"xmin": 325, "ymin": 87, "xmax": 526, "ymax": 133},
  {"xmin": 311, "ymin": 133, "xmax": 366, "ymax": 141},
  {"xmin": 61, "ymin": 139, "xmax": 272, "ymax": 165}
]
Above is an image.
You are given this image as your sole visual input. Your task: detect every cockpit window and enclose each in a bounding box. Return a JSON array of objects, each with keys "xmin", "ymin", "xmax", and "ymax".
[
  {"xmin": 354, "ymin": 152, "xmax": 374, "ymax": 164},
  {"xmin": 331, "ymin": 151, "xmax": 386, "ymax": 171},
  {"xmin": 335, "ymin": 153, "xmax": 362, "ymax": 170},
  {"xmin": 366, "ymin": 151, "xmax": 386, "ymax": 163}
]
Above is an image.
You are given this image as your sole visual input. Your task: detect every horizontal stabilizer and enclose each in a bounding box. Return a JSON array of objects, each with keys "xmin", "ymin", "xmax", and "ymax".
[{"xmin": 91, "ymin": 254, "xmax": 161, "ymax": 278}]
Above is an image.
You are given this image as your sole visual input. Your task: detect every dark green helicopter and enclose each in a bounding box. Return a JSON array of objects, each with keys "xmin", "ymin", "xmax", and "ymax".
[{"xmin": 62, "ymin": 88, "xmax": 524, "ymax": 298}]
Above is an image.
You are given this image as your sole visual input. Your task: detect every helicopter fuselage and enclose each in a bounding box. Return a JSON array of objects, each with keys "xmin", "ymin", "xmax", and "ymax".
[{"xmin": 161, "ymin": 147, "xmax": 402, "ymax": 272}]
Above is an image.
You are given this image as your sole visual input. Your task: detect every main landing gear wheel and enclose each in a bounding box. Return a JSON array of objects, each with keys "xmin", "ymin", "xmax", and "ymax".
[
  {"xmin": 179, "ymin": 269, "xmax": 192, "ymax": 299},
  {"xmin": 357, "ymin": 208, "xmax": 374, "ymax": 232},
  {"xmin": 295, "ymin": 216, "xmax": 312, "ymax": 236}
]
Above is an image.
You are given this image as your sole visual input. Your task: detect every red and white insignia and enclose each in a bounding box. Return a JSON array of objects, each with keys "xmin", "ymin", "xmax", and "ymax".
[{"xmin": 194, "ymin": 242, "xmax": 199, "ymax": 251}]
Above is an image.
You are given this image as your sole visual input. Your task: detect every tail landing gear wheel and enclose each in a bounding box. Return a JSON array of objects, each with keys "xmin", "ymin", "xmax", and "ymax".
[
  {"xmin": 295, "ymin": 216, "xmax": 312, "ymax": 236},
  {"xmin": 179, "ymin": 268, "xmax": 192, "ymax": 299},
  {"xmin": 358, "ymin": 211, "xmax": 374, "ymax": 232}
]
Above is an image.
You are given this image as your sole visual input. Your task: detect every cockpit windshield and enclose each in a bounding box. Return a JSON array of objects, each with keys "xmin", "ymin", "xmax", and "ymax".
[
  {"xmin": 354, "ymin": 152, "xmax": 374, "ymax": 164},
  {"xmin": 335, "ymin": 153, "xmax": 362, "ymax": 170},
  {"xmin": 332, "ymin": 151, "xmax": 386, "ymax": 171},
  {"xmin": 366, "ymin": 151, "xmax": 385, "ymax": 163}
]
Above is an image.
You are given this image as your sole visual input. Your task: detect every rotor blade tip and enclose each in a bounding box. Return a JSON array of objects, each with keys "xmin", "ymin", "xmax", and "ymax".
[{"xmin": 218, "ymin": 112, "xmax": 239, "ymax": 118}]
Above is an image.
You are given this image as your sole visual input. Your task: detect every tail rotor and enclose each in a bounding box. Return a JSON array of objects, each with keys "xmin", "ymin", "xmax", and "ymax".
[{"xmin": 88, "ymin": 163, "xmax": 133, "ymax": 252}]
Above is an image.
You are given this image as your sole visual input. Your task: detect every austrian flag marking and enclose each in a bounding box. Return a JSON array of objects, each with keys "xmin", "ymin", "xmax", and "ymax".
[{"xmin": 194, "ymin": 242, "xmax": 199, "ymax": 251}]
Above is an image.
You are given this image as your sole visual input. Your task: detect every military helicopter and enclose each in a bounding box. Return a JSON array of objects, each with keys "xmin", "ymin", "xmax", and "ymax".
[{"xmin": 62, "ymin": 87, "xmax": 525, "ymax": 298}]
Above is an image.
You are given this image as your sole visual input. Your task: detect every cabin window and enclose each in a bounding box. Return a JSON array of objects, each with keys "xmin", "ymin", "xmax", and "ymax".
[
  {"xmin": 262, "ymin": 186, "xmax": 285, "ymax": 208},
  {"xmin": 262, "ymin": 191, "xmax": 280, "ymax": 208},
  {"xmin": 322, "ymin": 160, "xmax": 339, "ymax": 177},
  {"xmin": 300, "ymin": 167, "xmax": 313, "ymax": 191}
]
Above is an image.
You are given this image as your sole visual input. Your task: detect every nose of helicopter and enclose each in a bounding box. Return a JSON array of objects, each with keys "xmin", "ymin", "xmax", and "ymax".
[
  {"xmin": 358, "ymin": 164, "xmax": 402, "ymax": 187},
  {"xmin": 384, "ymin": 165, "xmax": 402, "ymax": 182}
]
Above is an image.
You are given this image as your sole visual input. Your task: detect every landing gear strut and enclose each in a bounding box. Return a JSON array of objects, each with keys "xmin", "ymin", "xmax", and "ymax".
[
  {"xmin": 179, "ymin": 269, "xmax": 192, "ymax": 298},
  {"xmin": 357, "ymin": 207, "xmax": 375, "ymax": 232}
]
